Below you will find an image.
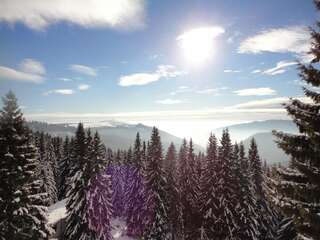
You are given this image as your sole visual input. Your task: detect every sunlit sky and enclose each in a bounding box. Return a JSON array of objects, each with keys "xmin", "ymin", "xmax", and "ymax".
[{"xmin": 0, "ymin": 0, "xmax": 317, "ymax": 145}]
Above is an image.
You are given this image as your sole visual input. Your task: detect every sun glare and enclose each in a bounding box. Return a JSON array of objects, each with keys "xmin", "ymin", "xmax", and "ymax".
[{"xmin": 177, "ymin": 26, "xmax": 225, "ymax": 66}]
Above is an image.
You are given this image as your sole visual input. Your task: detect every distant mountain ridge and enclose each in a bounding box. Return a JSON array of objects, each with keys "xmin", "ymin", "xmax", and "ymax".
[
  {"xmin": 27, "ymin": 121, "xmax": 204, "ymax": 152},
  {"xmin": 212, "ymin": 120, "xmax": 297, "ymax": 142},
  {"xmin": 212, "ymin": 120, "xmax": 298, "ymax": 165}
]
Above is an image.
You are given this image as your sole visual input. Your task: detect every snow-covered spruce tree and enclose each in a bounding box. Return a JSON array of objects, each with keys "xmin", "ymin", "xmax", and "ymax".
[
  {"xmin": 58, "ymin": 136, "xmax": 71, "ymax": 200},
  {"xmin": 214, "ymin": 129, "xmax": 237, "ymax": 239},
  {"xmin": 199, "ymin": 134, "xmax": 219, "ymax": 239},
  {"xmin": 185, "ymin": 139, "xmax": 201, "ymax": 239},
  {"xmin": 52, "ymin": 136, "xmax": 63, "ymax": 191},
  {"xmin": 249, "ymin": 138, "xmax": 279, "ymax": 240},
  {"xmin": 123, "ymin": 147, "xmax": 133, "ymax": 215},
  {"xmin": 125, "ymin": 133, "xmax": 147, "ymax": 237},
  {"xmin": 64, "ymin": 123, "xmax": 95, "ymax": 240},
  {"xmin": 272, "ymin": 3, "xmax": 320, "ymax": 238},
  {"xmin": 164, "ymin": 142, "xmax": 181, "ymax": 240},
  {"xmin": 111, "ymin": 149, "xmax": 124, "ymax": 218},
  {"xmin": 143, "ymin": 127, "xmax": 170, "ymax": 240},
  {"xmin": 177, "ymin": 139, "xmax": 188, "ymax": 239},
  {"xmin": 106, "ymin": 148, "xmax": 114, "ymax": 166},
  {"xmin": 36, "ymin": 133, "xmax": 58, "ymax": 205},
  {"xmin": 233, "ymin": 142, "xmax": 259, "ymax": 239},
  {"xmin": 0, "ymin": 91, "xmax": 52, "ymax": 239},
  {"xmin": 86, "ymin": 131, "xmax": 113, "ymax": 240},
  {"xmin": 274, "ymin": 217, "xmax": 297, "ymax": 240}
]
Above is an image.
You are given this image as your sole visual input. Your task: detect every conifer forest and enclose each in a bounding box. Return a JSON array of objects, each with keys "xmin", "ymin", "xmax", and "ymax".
[{"xmin": 0, "ymin": 0, "xmax": 320, "ymax": 240}]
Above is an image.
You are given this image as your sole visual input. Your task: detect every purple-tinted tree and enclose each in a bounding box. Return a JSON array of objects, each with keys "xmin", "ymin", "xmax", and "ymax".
[
  {"xmin": 87, "ymin": 169, "xmax": 113, "ymax": 240},
  {"xmin": 125, "ymin": 133, "xmax": 146, "ymax": 237}
]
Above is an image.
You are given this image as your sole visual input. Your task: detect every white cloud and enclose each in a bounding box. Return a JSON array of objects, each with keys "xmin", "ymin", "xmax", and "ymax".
[
  {"xmin": 119, "ymin": 65, "xmax": 186, "ymax": 87},
  {"xmin": 0, "ymin": 0, "xmax": 146, "ymax": 31},
  {"xmin": 59, "ymin": 77, "xmax": 73, "ymax": 82},
  {"xmin": 224, "ymin": 69, "xmax": 241, "ymax": 73},
  {"xmin": 171, "ymin": 86, "xmax": 228, "ymax": 96},
  {"xmin": 196, "ymin": 87, "xmax": 228, "ymax": 95},
  {"xmin": 0, "ymin": 58, "xmax": 45, "ymax": 83},
  {"xmin": 69, "ymin": 64, "xmax": 97, "ymax": 76},
  {"xmin": 238, "ymin": 26, "xmax": 310, "ymax": 60},
  {"xmin": 231, "ymin": 96, "xmax": 311, "ymax": 109},
  {"xmin": 156, "ymin": 98, "xmax": 183, "ymax": 105},
  {"xmin": 263, "ymin": 60, "xmax": 297, "ymax": 75},
  {"xmin": 78, "ymin": 84, "xmax": 90, "ymax": 91},
  {"xmin": 20, "ymin": 58, "xmax": 46, "ymax": 75},
  {"xmin": 44, "ymin": 89, "xmax": 74, "ymax": 95},
  {"xmin": 234, "ymin": 87, "xmax": 277, "ymax": 96},
  {"xmin": 251, "ymin": 69, "xmax": 261, "ymax": 74}
]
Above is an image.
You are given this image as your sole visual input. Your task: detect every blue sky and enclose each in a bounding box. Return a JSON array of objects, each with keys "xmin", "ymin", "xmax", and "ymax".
[{"xmin": 0, "ymin": 0, "xmax": 317, "ymax": 144}]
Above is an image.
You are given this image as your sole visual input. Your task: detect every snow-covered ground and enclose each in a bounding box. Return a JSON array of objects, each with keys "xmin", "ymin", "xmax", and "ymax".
[
  {"xmin": 111, "ymin": 218, "xmax": 136, "ymax": 240},
  {"xmin": 48, "ymin": 199, "xmax": 67, "ymax": 225},
  {"xmin": 48, "ymin": 200, "xmax": 136, "ymax": 240}
]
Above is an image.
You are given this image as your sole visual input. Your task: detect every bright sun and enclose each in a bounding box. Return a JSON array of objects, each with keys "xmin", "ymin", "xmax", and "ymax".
[{"xmin": 177, "ymin": 26, "xmax": 225, "ymax": 66}]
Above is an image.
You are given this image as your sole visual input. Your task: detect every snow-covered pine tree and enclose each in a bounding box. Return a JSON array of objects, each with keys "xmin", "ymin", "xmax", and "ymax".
[
  {"xmin": 42, "ymin": 133, "xmax": 58, "ymax": 205},
  {"xmin": 185, "ymin": 139, "xmax": 201, "ymax": 239},
  {"xmin": 233, "ymin": 142, "xmax": 259, "ymax": 239},
  {"xmin": 126, "ymin": 133, "xmax": 146, "ymax": 237},
  {"xmin": 123, "ymin": 146, "xmax": 133, "ymax": 215},
  {"xmin": 143, "ymin": 127, "xmax": 170, "ymax": 240},
  {"xmin": 58, "ymin": 136, "xmax": 71, "ymax": 200},
  {"xmin": 272, "ymin": 2, "xmax": 320, "ymax": 238},
  {"xmin": 199, "ymin": 134, "xmax": 219, "ymax": 239},
  {"xmin": 106, "ymin": 148, "xmax": 114, "ymax": 166},
  {"xmin": 164, "ymin": 142, "xmax": 181, "ymax": 240},
  {"xmin": 249, "ymin": 138, "xmax": 279, "ymax": 240},
  {"xmin": 275, "ymin": 217, "xmax": 297, "ymax": 240},
  {"xmin": 0, "ymin": 91, "xmax": 53, "ymax": 239},
  {"xmin": 177, "ymin": 139, "xmax": 188, "ymax": 239},
  {"xmin": 86, "ymin": 131, "xmax": 113, "ymax": 240},
  {"xmin": 52, "ymin": 136, "xmax": 63, "ymax": 192},
  {"xmin": 111, "ymin": 149, "xmax": 124, "ymax": 218},
  {"xmin": 215, "ymin": 129, "xmax": 237, "ymax": 239},
  {"xmin": 64, "ymin": 123, "xmax": 95, "ymax": 240}
]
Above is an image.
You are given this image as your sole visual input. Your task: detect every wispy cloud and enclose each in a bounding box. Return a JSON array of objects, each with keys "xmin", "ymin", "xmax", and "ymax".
[
  {"xmin": 238, "ymin": 26, "xmax": 310, "ymax": 60},
  {"xmin": 0, "ymin": 0, "xmax": 146, "ymax": 31},
  {"xmin": 20, "ymin": 59, "xmax": 46, "ymax": 75},
  {"xmin": 78, "ymin": 84, "xmax": 90, "ymax": 91},
  {"xmin": 44, "ymin": 89, "xmax": 74, "ymax": 95},
  {"xmin": 224, "ymin": 69, "xmax": 241, "ymax": 73},
  {"xmin": 251, "ymin": 69, "xmax": 261, "ymax": 74},
  {"xmin": 231, "ymin": 96, "xmax": 311, "ymax": 109},
  {"xmin": 59, "ymin": 77, "xmax": 73, "ymax": 82},
  {"xmin": 234, "ymin": 87, "xmax": 277, "ymax": 96},
  {"xmin": 119, "ymin": 65, "xmax": 186, "ymax": 87},
  {"xmin": 262, "ymin": 60, "xmax": 297, "ymax": 75},
  {"xmin": 69, "ymin": 64, "xmax": 97, "ymax": 76},
  {"xmin": 156, "ymin": 98, "xmax": 184, "ymax": 105},
  {"xmin": 0, "ymin": 58, "xmax": 45, "ymax": 83},
  {"xmin": 170, "ymin": 86, "xmax": 228, "ymax": 96}
]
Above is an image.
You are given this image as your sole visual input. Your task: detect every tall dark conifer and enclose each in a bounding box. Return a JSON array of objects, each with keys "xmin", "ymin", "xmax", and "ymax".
[
  {"xmin": 199, "ymin": 134, "xmax": 218, "ymax": 239},
  {"xmin": 58, "ymin": 136, "xmax": 71, "ymax": 200},
  {"xmin": 249, "ymin": 138, "xmax": 278, "ymax": 240},
  {"xmin": 64, "ymin": 123, "xmax": 95, "ymax": 240},
  {"xmin": 126, "ymin": 133, "xmax": 146, "ymax": 237},
  {"xmin": 164, "ymin": 143, "xmax": 181, "ymax": 239},
  {"xmin": 0, "ymin": 91, "xmax": 52, "ymax": 239},
  {"xmin": 273, "ymin": 1, "xmax": 320, "ymax": 238},
  {"xmin": 143, "ymin": 127, "xmax": 169, "ymax": 240}
]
